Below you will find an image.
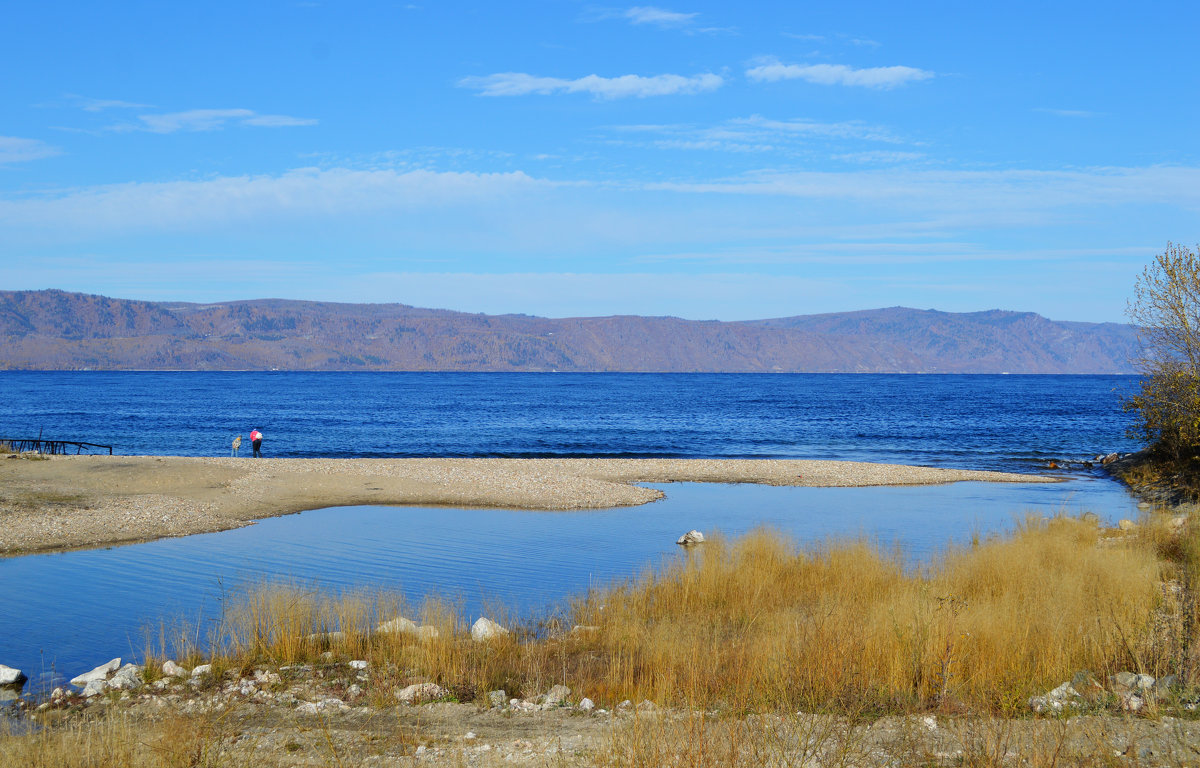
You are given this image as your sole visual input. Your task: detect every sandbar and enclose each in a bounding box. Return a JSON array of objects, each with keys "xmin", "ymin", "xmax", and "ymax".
[{"xmin": 0, "ymin": 455, "xmax": 1053, "ymax": 555}]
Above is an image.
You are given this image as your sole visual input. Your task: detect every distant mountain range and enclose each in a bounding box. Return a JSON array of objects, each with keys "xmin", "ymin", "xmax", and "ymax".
[{"xmin": 0, "ymin": 289, "xmax": 1139, "ymax": 373}]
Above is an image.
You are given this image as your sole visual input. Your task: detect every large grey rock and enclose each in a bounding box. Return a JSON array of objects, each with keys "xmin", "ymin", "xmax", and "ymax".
[
  {"xmin": 107, "ymin": 664, "xmax": 143, "ymax": 690},
  {"xmin": 70, "ymin": 658, "xmax": 121, "ymax": 687},
  {"xmin": 470, "ymin": 617, "xmax": 509, "ymax": 642},
  {"xmin": 0, "ymin": 664, "xmax": 27, "ymax": 689},
  {"xmin": 578, "ymin": 697, "xmax": 595, "ymax": 712},
  {"xmin": 487, "ymin": 689, "xmax": 508, "ymax": 707},
  {"xmin": 676, "ymin": 530, "xmax": 705, "ymax": 546},
  {"xmin": 542, "ymin": 684, "xmax": 571, "ymax": 707},
  {"xmin": 190, "ymin": 664, "xmax": 212, "ymax": 677},
  {"xmin": 395, "ymin": 682, "xmax": 448, "ymax": 704},
  {"xmin": 81, "ymin": 679, "xmax": 108, "ymax": 698}
]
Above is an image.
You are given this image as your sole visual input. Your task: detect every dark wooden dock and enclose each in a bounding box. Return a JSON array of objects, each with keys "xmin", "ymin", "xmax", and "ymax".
[{"xmin": 0, "ymin": 438, "xmax": 113, "ymax": 455}]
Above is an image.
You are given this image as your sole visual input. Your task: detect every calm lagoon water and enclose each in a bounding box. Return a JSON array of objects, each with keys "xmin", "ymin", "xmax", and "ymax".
[
  {"xmin": 0, "ymin": 372, "xmax": 1142, "ymax": 695},
  {"xmin": 1, "ymin": 478, "xmax": 1137, "ymax": 695}
]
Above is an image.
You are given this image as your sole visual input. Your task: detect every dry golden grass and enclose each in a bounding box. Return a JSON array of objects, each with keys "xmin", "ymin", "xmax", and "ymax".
[{"xmin": 174, "ymin": 514, "xmax": 1169, "ymax": 716}]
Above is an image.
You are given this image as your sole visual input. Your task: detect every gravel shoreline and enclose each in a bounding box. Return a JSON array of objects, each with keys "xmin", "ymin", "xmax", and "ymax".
[{"xmin": 0, "ymin": 455, "xmax": 1053, "ymax": 556}]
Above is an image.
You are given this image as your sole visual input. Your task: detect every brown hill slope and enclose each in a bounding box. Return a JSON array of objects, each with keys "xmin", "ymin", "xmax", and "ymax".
[{"xmin": 0, "ymin": 289, "xmax": 1138, "ymax": 373}]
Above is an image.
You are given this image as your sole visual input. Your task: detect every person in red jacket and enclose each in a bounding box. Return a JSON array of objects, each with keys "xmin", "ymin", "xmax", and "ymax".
[{"xmin": 249, "ymin": 428, "xmax": 264, "ymax": 458}]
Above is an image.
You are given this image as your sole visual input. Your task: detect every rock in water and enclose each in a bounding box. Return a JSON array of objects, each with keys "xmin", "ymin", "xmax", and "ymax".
[
  {"xmin": 0, "ymin": 664, "xmax": 27, "ymax": 689},
  {"xmin": 676, "ymin": 530, "xmax": 705, "ymax": 546},
  {"xmin": 70, "ymin": 658, "xmax": 121, "ymax": 687},
  {"xmin": 470, "ymin": 617, "xmax": 510, "ymax": 642}
]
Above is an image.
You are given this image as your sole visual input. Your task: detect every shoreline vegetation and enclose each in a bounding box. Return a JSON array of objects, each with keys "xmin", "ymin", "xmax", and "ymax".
[
  {"xmin": 0, "ymin": 453, "xmax": 1052, "ymax": 556},
  {"xmin": 2, "ymin": 507, "xmax": 1198, "ymax": 766}
]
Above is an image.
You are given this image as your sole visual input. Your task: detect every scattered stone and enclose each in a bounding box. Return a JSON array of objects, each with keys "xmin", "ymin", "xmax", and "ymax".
[
  {"xmin": 465, "ymin": 731, "xmax": 477, "ymax": 740},
  {"xmin": 50, "ymin": 687, "xmax": 65, "ymax": 701},
  {"xmin": 488, "ymin": 689, "xmax": 508, "ymax": 707},
  {"xmin": 1029, "ymin": 682, "xmax": 1081, "ymax": 713},
  {"xmin": 1118, "ymin": 519, "xmax": 1135, "ymax": 531},
  {"xmin": 191, "ymin": 664, "xmax": 212, "ymax": 677},
  {"xmin": 162, "ymin": 660, "xmax": 188, "ymax": 677},
  {"xmin": 70, "ymin": 658, "xmax": 121, "ymax": 687},
  {"xmin": 348, "ymin": 660, "xmax": 369, "ymax": 670},
  {"xmin": 578, "ymin": 697, "xmax": 595, "ymax": 712},
  {"xmin": 1119, "ymin": 692, "xmax": 1145, "ymax": 713},
  {"xmin": 618, "ymin": 699, "xmax": 632, "ymax": 709},
  {"xmin": 636, "ymin": 700, "xmax": 656, "ymax": 712},
  {"xmin": 1110, "ymin": 672, "xmax": 1155, "ymax": 692},
  {"xmin": 676, "ymin": 530, "xmax": 705, "ymax": 546},
  {"xmin": 471, "ymin": 617, "xmax": 509, "ymax": 642},
  {"xmin": 395, "ymin": 682, "xmax": 448, "ymax": 704},
  {"xmin": 296, "ymin": 697, "xmax": 348, "ymax": 715},
  {"xmin": 107, "ymin": 664, "xmax": 143, "ymax": 690},
  {"xmin": 542, "ymin": 685, "xmax": 571, "ymax": 708},
  {"xmin": 922, "ymin": 715, "xmax": 938, "ymax": 731},
  {"xmin": 1071, "ymin": 670, "xmax": 1105, "ymax": 700},
  {"xmin": 0, "ymin": 664, "xmax": 27, "ymax": 689},
  {"xmin": 571, "ymin": 625, "xmax": 599, "ymax": 634}
]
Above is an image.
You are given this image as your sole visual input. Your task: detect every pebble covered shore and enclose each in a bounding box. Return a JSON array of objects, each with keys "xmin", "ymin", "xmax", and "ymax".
[{"xmin": 0, "ymin": 455, "xmax": 1052, "ymax": 556}]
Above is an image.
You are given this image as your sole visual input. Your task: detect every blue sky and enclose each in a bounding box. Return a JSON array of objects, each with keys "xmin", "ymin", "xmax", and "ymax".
[{"xmin": 2, "ymin": 1, "xmax": 1198, "ymax": 322}]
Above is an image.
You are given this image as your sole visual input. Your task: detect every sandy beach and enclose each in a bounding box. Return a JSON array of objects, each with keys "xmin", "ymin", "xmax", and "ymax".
[{"xmin": 0, "ymin": 455, "xmax": 1052, "ymax": 555}]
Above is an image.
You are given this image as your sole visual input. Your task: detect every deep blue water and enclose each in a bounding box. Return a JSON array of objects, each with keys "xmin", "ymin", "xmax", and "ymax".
[{"xmin": 0, "ymin": 372, "xmax": 1138, "ymax": 470}]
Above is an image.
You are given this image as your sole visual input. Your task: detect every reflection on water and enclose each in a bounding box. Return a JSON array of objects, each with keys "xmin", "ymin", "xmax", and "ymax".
[{"xmin": 0, "ymin": 478, "xmax": 1136, "ymax": 695}]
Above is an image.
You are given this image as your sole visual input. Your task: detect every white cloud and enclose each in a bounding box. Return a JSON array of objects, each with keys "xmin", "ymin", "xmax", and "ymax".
[
  {"xmin": 624, "ymin": 6, "xmax": 697, "ymax": 26},
  {"xmin": 0, "ymin": 136, "xmax": 61, "ymax": 164},
  {"xmin": 746, "ymin": 62, "xmax": 933, "ymax": 88},
  {"xmin": 458, "ymin": 72, "xmax": 723, "ymax": 99},
  {"xmin": 114, "ymin": 108, "xmax": 318, "ymax": 133}
]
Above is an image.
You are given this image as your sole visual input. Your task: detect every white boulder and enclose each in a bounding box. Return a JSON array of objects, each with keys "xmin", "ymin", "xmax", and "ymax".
[
  {"xmin": 676, "ymin": 530, "xmax": 705, "ymax": 546},
  {"xmin": 0, "ymin": 664, "xmax": 26, "ymax": 688},
  {"xmin": 375, "ymin": 616, "xmax": 418, "ymax": 635},
  {"xmin": 162, "ymin": 660, "xmax": 189, "ymax": 677},
  {"xmin": 471, "ymin": 617, "xmax": 510, "ymax": 642},
  {"xmin": 191, "ymin": 664, "xmax": 212, "ymax": 677},
  {"xmin": 81, "ymin": 679, "xmax": 108, "ymax": 698},
  {"xmin": 70, "ymin": 658, "xmax": 121, "ymax": 687},
  {"xmin": 107, "ymin": 664, "xmax": 143, "ymax": 690},
  {"xmin": 395, "ymin": 682, "xmax": 448, "ymax": 704}
]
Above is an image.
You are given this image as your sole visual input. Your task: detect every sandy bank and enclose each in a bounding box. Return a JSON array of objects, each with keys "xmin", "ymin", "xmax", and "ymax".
[{"xmin": 0, "ymin": 455, "xmax": 1052, "ymax": 555}]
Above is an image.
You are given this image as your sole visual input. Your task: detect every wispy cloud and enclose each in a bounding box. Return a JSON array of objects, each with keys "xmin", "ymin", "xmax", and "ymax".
[
  {"xmin": 458, "ymin": 72, "xmax": 723, "ymax": 99},
  {"xmin": 0, "ymin": 167, "xmax": 553, "ymax": 232},
  {"xmin": 624, "ymin": 6, "xmax": 697, "ymax": 27},
  {"xmin": 0, "ymin": 136, "xmax": 61, "ymax": 164},
  {"xmin": 112, "ymin": 109, "xmax": 318, "ymax": 133},
  {"xmin": 832, "ymin": 150, "xmax": 924, "ymax": 164},
  {"xmin": 606, "ymin": 114, "xmax": 909, "ymax": 154},
  {"xmin": 66, "ymin": 95, "xmax": 151, "ymax": 112},
  {"xmin": 1035, "ymin": 108, "xmax": 1101, "ymax": 118},
  {"xmin": 747, "ymin": 61, "xmax": 933, "ymax": 88}
]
